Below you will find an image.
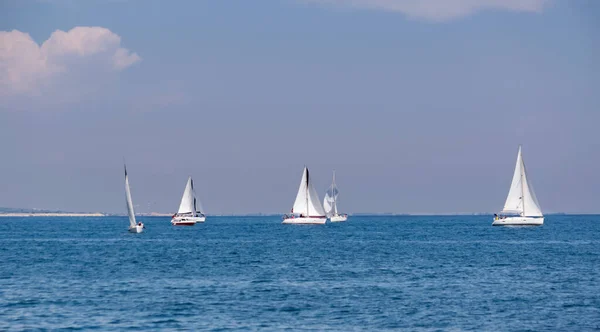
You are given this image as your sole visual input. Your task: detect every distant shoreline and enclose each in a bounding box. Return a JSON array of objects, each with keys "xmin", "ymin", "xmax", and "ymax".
[
  {"xmin": 0, "ymin": 213, "xmax": 174, "ymax": 217},
  {"xmin": 0, "ymin": 213, "xmax": 106, "ymax": 217}
]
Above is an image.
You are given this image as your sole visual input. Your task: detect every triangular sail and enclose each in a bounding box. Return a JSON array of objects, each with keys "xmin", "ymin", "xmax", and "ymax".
[
  {"xmin": 521, "ymin": 160, "xmax": 543, "ymax": 217},
  {"xmin": 292, "ymin": 168, "xmax": 308, "ymax": 214},
  {"xmin": 177, "ymin": 176, "xmax": 195, "ymax": 215},
  {"xmin": 501, "ymin": 147, "xmax": 524, "ymax": 214},
  {"xmin": 307, "ymin": 177, "xmax": 326, "ymax": 216},
  {"xmin": 323, "ymin": 172, "xmax": 339, "ymax": 216},
  {"xmin": 292, "ymin": 167, "xmax": 326, "ymax": 217},
  {"xmin": 124, "ymin": 165, "xmax": 137, "ymax": 228},
  {"xmin": 501, "ymin": 146, "xmax": 543, "ymax": 217}
]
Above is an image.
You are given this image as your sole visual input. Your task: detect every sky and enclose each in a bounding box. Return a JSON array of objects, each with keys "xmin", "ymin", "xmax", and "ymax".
[{"xmin": 0, "ymin": 0, "xmax": 598, "ymax": 214}]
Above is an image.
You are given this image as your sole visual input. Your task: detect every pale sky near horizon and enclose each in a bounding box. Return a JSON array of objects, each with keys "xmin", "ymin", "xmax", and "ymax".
[{"xmin": 1, "ymin": 0, "xmax": 598, "ymax": 214}]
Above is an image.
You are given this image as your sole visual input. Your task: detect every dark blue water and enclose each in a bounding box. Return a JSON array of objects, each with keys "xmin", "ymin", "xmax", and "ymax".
[{"xmin": 1, "ymin": 215, "xmax": 599, "ymax": 331}]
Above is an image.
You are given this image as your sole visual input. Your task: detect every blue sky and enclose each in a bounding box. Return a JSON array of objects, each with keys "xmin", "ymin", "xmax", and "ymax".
[{"xmin": 0, "ymin": 0, "xmax": 598, "ymax": 214}]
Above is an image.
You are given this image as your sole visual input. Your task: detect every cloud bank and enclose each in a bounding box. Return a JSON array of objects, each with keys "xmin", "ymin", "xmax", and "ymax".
[
  {"xmin": 0, "ymin": 26, "xmax": 140, "ymax": 95},
  {"xmin": 303, "ymin": 0, "xmax": 549, "ymax": 21}
]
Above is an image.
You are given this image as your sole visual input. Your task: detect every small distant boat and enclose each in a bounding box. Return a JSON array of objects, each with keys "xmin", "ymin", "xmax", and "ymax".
[
  {"xmin": 171, "ymin": 176, "xmax": 206, "ymax": 226},
  {"xmin": 282, "ymin": 166, "xmax": 327, "ymax": 224},
  {"xmin": 124, "ymin": 165, "xmax": 144, "ymax": 233},
  {"xmin": 493, "ymin": 145, "xmax": 544, "ymax": 226},
  {"xmin": 323, "ymin": 170, "xmax": 348, "ymax": 222}
]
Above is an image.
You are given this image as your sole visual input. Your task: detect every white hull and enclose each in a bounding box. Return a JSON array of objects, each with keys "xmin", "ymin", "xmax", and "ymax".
[
  {"xmin": 492, "ymin": 217, "xmax": 544, "ymax": 226},
  {"xmin": 329, "ymin": 214, "xmax": 348, "ymax": 222},
  {"xmin": 128, "ymin": 225, "xmax": 144, "ymax": 233},
  {"xmin": 171, "ymin": 216, "xmax": 205, "ymax": 226},
  {"xmin": 282, "ymin": 217, "xmax": 327, "ymax": 225}
]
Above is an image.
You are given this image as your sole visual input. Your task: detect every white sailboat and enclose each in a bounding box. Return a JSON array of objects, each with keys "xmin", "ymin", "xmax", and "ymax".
[
  {"xmin": 171, "ymin": 176, "xmax": 206, "ymax": 226},
  {"xmin": 323, "ymin": 170, "xmax": 348, "ymax": 222},
  {"xmin": 493, "ymin": 145, "xmax": 544, "ymax": 226},
  {"xmin": 124, "ymin": 165, "xmax": 144, "ymax": 233},
  {"xmin": 282, "ymin": 166, "xmax": 327, "ymax": 224}
]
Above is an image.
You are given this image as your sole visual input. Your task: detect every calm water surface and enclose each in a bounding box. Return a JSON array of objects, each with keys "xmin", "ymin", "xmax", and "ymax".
[{"xmin": 1, "ymin": 215, "xmax": 599, "ymax": 331}]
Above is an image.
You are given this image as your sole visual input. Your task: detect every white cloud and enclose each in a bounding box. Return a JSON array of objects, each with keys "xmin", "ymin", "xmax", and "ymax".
[
  {"xmin": 302, "ymin": 0, "xmax": 549, "ymax": 21},
  {"xmin": 0, "ymin": 26, "xmax": 140, "ymax": 95}
]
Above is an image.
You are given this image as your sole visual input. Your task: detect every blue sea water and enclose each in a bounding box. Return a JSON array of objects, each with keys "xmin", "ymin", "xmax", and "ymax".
[{"xmin": 0, "ymin": 215, "xmax": 599, "ymax": 331}]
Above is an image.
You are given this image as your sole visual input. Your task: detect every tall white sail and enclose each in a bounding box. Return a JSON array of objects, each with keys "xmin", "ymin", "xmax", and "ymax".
[
  {"xmin": 502, "ymin": 147, "xmax": 524, "ymax": 214},
  {"xmin": 124, "ymin": 165, "xmax": 137, "ymax": 228},
  {"xmin": 292, "ymin": 167, "xmax": 326, "ymax": 217},
  {"xmin": 323, "ymin": 172, "xmax": 339, "ymax": 216},
  {"xmin": 521, "ymin": 161, "xmax": 543, "ymax": 217},
  {"xmin": 323, "ymin": 190, "xmax": 335, "ymax": 216},
  {"xmin": 177, "ymin": 176, "xmax": 196, "ymax": 215},
  {"xmin": 501, "ymin": 146, "xmax": 543, "ymax": 217}
]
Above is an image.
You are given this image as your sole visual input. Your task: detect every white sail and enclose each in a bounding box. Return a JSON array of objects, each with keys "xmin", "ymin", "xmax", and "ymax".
[
  {"xmin": 308, "ymin": 177, "xmax": 326, "ymax": 216},
  {"xmin": 522, "ymin": 161, "xmax": 543, "ymax": 217},
  {"xmin": 502, "ymin": 147, "xmax": 524, "ymax": 214},
  {"xmin": 323, "ymin": 191, "xmax": 335, "ymax": 216},
  {"xmin": 323, "ymin": 172, "xmax": 340, "ymax": 216},
  {"xmin": 501, "ymin": 146, "xmax": 543, "ymax": 217},
  {"xmin": 124, "ymin": 165, "xmax": 137, "ymax": 228},
  {"xmin": 292, "ymin": 167, "xmax": 326, "ymax": 217},
  {"xmin": 177, "ymin": 176, "xmax": 196, "ymax": 215}
]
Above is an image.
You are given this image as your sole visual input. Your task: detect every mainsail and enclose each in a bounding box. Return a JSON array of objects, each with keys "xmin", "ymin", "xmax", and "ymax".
[
  {"xmin": 292, "ymin": 167, "xmax": 326, "ymax": 217},
  {"xmin": 323, "ymin": 171, "xmax": 339, "ymax": 216},
  {"xmin": 124, "ymin": 165, "xmax": 137, "ymax": 228},
  {"xmin": 501, "ymin": 146, "xmax": 543, "ymax": 217},
  {"xmin": 177, "ymin": 176, "xmax": 196, "ymax": 215}
]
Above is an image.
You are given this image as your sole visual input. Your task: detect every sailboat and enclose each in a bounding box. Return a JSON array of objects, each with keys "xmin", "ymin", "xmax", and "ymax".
[
  {"xmin": 171, "ymin": 176, "xmax": 206, "ymax": 226},
  {"xmin": 493, "ymin": 145, "xmax": 544, "ymax": 226},
  {"xmin": 323, "ymin": 170, "xmax": 348, "ymax": 222},
  {"xmin": 124, "ymin": 164, "xmax": 144, "ymax": 233},
  {"xmin": 282, "ymin": 166, "xmax": 327, "ymax": 224}
]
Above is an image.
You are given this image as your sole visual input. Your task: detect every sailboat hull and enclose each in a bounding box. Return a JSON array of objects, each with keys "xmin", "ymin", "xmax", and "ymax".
[
  {"xmin": 128, "ymin": 225, "xmax": 144, "ymax": 233},
  {"xmin": 329, "ymin": 214, "xmax": 348, "ymax": 222},
  {"xmin": 492, "ymin": 217, "xmax": 544, "ymax": 226},
  {"xmin": 171, "ymin": 216, "xmax": 205, "ymax": 226},
  {"xmin": 171, "ymin": 221, "xmax": 195, "ymax": 226},
  {"xmin": 282, "ymin": 217, "xmax": 327, "ymax": 225}
]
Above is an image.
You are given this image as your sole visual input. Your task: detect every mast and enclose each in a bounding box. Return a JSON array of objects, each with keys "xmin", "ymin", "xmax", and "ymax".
[
  {"xmin": 332, "ymin": 170, "xmax": 337, "ymax": 215},
  {"xmin": 519, "ymin": 146, "xmax": 525, "ymax": 217},
  {"xmin": 305, "ymin": 167, "xmax": 309, "ymax": 217},
  {"xmin": 191, "ymin": 178, "xmax": 196, "ymax": 217}
]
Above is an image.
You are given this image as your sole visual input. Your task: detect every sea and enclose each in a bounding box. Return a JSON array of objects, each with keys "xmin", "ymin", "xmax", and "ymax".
[{"xmin": 0, "ymin": 215, "xmax": 599, "ymax": 331}]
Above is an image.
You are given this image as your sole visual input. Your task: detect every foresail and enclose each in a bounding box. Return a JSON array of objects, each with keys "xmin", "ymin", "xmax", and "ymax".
[
  {"xmin": 307, "ymin": 179, "xmax": 326, "ymax": 216},
  {"xmin": 501, "ymin": 146, "xmax": 524, "ymax": 214},
  {"xmin": 177, "ymin": 177, "xmax": 195, "ymax": 214},
  {"xmin": 124, "ymin": 166, "xmax": 136, "ymax": 228},
  {"xmin": 521, "ymin": 157, "xmax": 543, "ymax": 217}
]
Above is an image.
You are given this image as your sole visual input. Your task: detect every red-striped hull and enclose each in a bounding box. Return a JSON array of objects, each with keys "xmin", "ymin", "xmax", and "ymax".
[{"xmin": 171, "ymin": 220, "xmax": 196, "ymax": 226}]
